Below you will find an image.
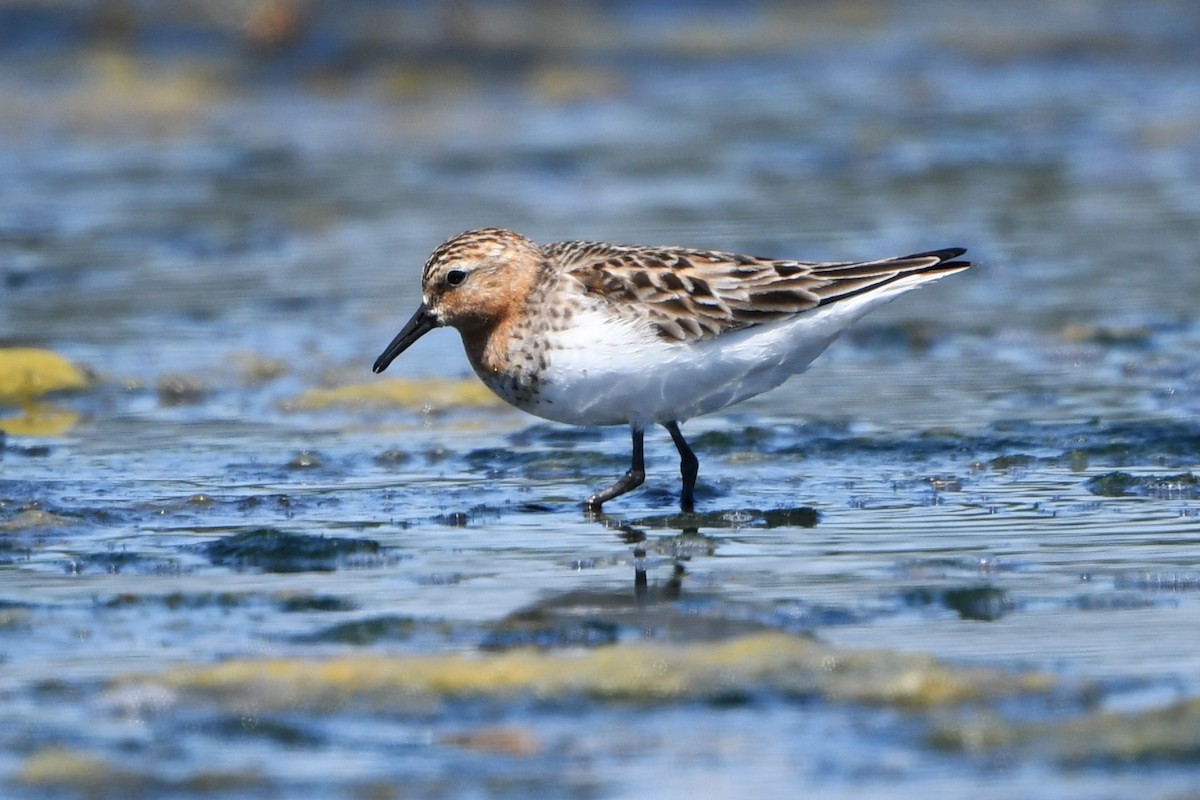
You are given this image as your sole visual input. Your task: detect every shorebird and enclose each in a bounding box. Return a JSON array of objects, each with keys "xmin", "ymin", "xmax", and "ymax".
[{"xmin": 374, "ymin": 228, "xmax": 969, "ymax": 512}]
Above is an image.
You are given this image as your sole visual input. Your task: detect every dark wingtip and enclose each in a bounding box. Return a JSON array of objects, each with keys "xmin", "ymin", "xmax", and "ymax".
[
  {"xmin": 910, "ymin": 246, "xmax": 967, "ymax": 261},
  {"xmin": 907, "ymin": 247, "xmax": 970, "ymax": 271}
]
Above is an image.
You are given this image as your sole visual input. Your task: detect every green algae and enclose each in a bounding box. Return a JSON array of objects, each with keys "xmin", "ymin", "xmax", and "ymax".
[
  {"xmin": 932, "ymin": 696, "xmax": 1200, "ymax": 766},
  {"xmin": 291, "ymin": 615, "xmax": 419, "ymax": 645},
  {"xmin": 201, "ymin": 528, "xmax": 385, "ymax": 573},
  {"xmin": 1085, "ymin": 471, "xmax": 1200, "ymax": 499},
  {"xmin": 903, "ymin": 586, "xmax": 1015, "ymax": 622},
  {"xmin": 277, "ymin": 593, "xmax": 360, "ymax": 613}
]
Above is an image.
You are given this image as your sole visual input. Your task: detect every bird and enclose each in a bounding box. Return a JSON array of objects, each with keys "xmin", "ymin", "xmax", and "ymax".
[{"xmin": 373, "ymin": 228, "xmax": 970, "ymax": 513}]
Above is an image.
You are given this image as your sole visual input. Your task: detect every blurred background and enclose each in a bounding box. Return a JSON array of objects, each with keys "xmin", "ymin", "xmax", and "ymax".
[
  {"xmin": 4, "ymin": 2, "xmax": 1200, "ymax": 798},
  {"xmin": 4, "ymin": 0, "xmax": 1198, "ymax": 390}
]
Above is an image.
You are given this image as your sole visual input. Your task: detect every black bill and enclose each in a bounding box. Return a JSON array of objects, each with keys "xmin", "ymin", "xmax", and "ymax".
[{"xmin": 372, "ymin": 303, "xmax": 438, "ymax": 373}]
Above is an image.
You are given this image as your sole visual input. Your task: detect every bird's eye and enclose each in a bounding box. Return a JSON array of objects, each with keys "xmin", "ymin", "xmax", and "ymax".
[{"xmin": 446, "ymin": 269, "xmax": 467, "ymax": 287}]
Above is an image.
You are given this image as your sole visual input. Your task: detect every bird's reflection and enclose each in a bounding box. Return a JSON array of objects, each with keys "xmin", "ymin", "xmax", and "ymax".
[
  {"xmin": 480, "ymin": 505, "xmax": 819, "ymax": 651},
  {"xmin": 633, "ymin": 547, "xmax": 687, "ymax": 603},
  {"xmin": 588, "ymin": 504, "xmax": 818, "ymax": 599}
]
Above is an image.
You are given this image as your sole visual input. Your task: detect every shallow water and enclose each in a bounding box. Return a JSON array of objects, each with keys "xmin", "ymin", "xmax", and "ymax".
[{"xmin": 3, "ymin": 1, "xmax": 1200, "ymax": 797}]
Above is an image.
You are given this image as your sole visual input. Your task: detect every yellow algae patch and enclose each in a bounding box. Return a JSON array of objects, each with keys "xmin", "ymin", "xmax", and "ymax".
[
  {"xmin": 230, "ymin": 351, "xmax": 289, "ymax": 385},
  {"xmin": 0, "ymin": 606, "xmax": 30, "ymax": 631},
  {"xmin": 146, "ymin": 633, "xmax": 1051, "ymax": 712},
  {"xmin": 0, "ymin": 349, "xmax": 90, "ymax": 409},
  {"xmin": 0, "ymin": 406, "xmax": 82, "ymax": 437},
  {"xmin": 67, "ymin": 50, "xmax": 223, "ymax": 135},
  {"xmin": 17, "ymin": 748, "xmax": 122, "ymax": 788},
  {"xmin": 286, "ymin": 377, "xmax": 501, "ymax": 412},
  {"xmin": 16, "ymin": 746, "xmax": 263, "ymax": 793},
  {"xmin": 0, "ymin": 508, "xmax": 77, "ymax": 532},
  {"xmin": 528, "ymin": 64, "xmax": 623, "ymax": 104}
]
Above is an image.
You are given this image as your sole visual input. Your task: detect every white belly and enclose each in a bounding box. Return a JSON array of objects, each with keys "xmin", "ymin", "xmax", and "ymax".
[
  {"xmin": 507, "ymin": 306, "xmax": 828, "ymax": 426},
  {"xmin": 503, "ymin": 272, "xmax": 940, "ymax": 427}
]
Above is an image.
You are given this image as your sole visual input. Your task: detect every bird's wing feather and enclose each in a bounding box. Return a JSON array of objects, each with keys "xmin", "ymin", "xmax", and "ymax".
[{"xmin": 546, "ymin": 240, "xmax": 969, "ymax": 342}]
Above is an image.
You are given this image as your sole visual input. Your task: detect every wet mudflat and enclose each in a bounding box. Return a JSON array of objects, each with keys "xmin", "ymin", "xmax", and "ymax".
[{"xmin": 3, "ymin": 1, "xmax": 1200, "ymax": 797}]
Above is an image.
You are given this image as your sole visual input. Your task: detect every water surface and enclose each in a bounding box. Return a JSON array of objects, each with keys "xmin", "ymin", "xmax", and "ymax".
[{"xmin": 3, "ymin": 1, "xmax": 1200, "ymax": 797}]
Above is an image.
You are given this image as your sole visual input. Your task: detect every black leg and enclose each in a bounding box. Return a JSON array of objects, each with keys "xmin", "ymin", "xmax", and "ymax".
[
  {"xmin": 663, "ymin": 421, "xmax": 698, "ymax": 512},
  {"xmin": 585, "ymin": 425, "xmax": 645, "ymax": 511}
]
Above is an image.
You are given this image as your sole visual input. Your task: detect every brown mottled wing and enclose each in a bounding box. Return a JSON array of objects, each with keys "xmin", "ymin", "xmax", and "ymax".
[{"xmin": 547, "ymin": 240, "xmax": 969, "ymax": 342}]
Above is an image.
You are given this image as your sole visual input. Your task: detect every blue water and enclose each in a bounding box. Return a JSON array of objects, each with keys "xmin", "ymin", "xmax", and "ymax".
[{"xmin": 3, "ymin": 1, "xmax": 1200, "ymax": 797}]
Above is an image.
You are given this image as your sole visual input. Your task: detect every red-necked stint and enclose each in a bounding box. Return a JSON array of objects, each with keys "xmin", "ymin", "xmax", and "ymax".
[{"xmin": 374, "ymin": 228, "xmax": 970, "ymax": 512}]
